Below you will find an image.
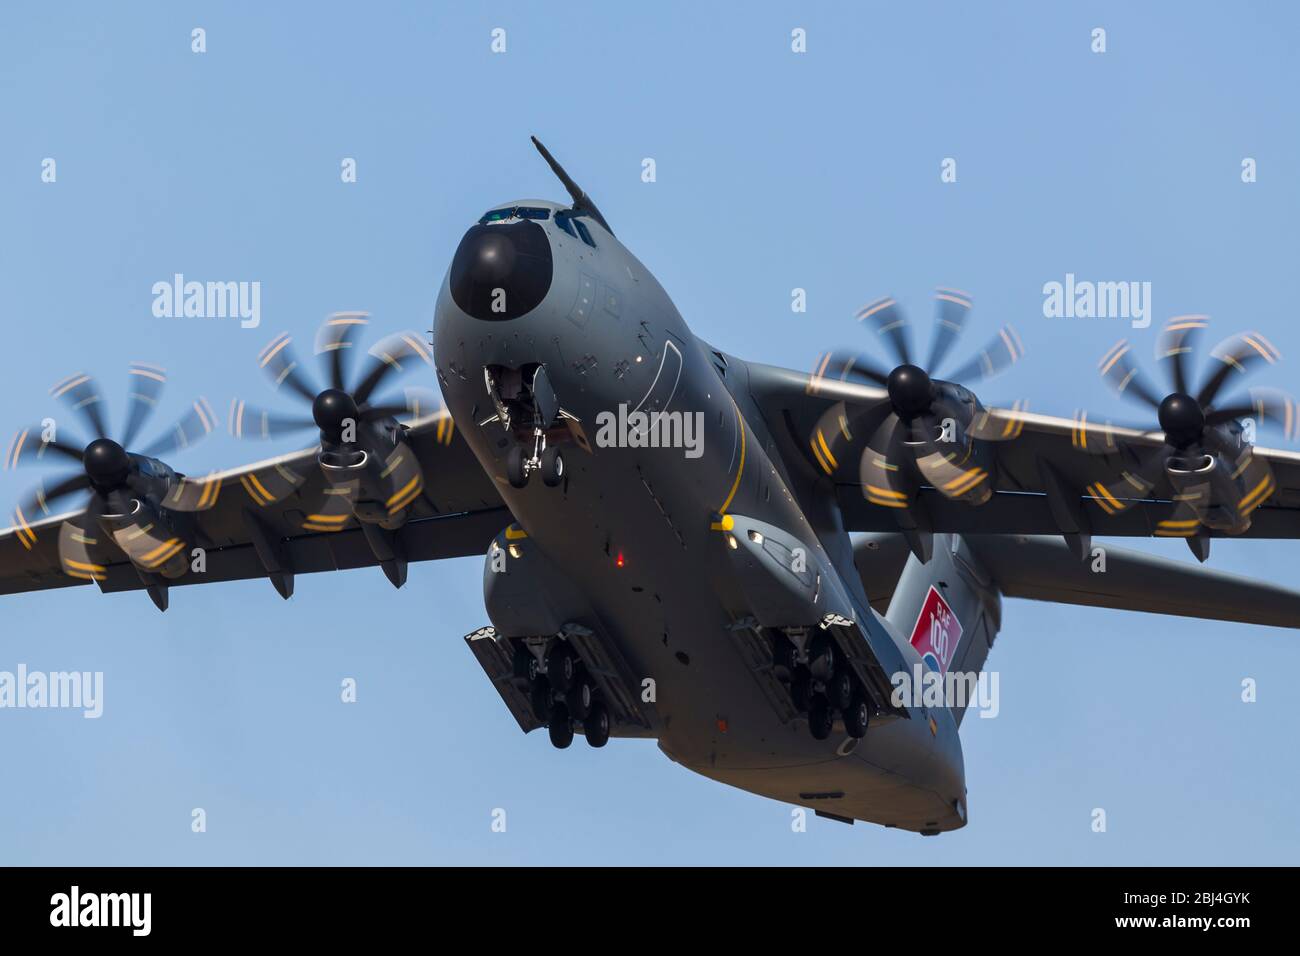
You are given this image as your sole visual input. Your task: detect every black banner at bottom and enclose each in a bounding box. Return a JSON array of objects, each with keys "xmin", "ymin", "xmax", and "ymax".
[{"xmin": 0, "ymin": 866, "xmax": 1278, "ymax": 940}]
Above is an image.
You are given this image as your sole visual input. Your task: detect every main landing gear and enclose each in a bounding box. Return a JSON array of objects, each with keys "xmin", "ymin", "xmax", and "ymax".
[
  {"xmin": 772, "ymin": 630, "xmax": 871, "ymax": 742},
  {"xmin": 514, "ymin": 638, "xmax": 609, "ymax": 748}
]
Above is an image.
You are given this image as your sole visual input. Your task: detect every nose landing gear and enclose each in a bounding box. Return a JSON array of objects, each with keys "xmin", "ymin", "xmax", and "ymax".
[
  {"xmin": 488, "ymin": 364, "xmax": 568, "ymax": 490},
  {"xmin": 505, "ymin": 435, "xmax": 564, "ymax": 489}
]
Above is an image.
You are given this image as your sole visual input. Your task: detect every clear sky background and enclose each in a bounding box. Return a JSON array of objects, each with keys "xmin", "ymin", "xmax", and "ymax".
[{"xmin": 1, "ymin": 2, "xmax": 1297, "ymax": 865}]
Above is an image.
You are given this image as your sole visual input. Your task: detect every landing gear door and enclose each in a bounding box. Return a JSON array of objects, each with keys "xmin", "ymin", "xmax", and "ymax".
[
  {"xmin": 531, "ymin": 365, "xmax": 560, "ymax": 428},
  {"xmin": 483, "ymin": 366, "xmax": 510, "ymax": 427}
]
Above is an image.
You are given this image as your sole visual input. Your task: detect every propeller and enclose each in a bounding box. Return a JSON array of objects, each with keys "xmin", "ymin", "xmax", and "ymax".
[
  {"xmin": 230, "ymin": 313, "xmax": 435, "ymax": 444},
  {"xmin": 230, "ymin": 314, "xmax": 438, "ymax": 538},
  {"xmin": 810, "ymin": 290, "xmax": 1026, "ymax": 515},
  {"xmin": 7, "ymin": 365, "xmax": 217, "ymax": 584},
  {"xmin": 1077, "ymin": 316, "xmax": 1297, "ymax": 550}
]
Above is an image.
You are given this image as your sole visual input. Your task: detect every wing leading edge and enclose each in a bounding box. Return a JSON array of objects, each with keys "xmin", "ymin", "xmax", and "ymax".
[
  {"xmin": 0, "ymin": 412, "xmax": 509, "ymax": 604},
  {"xmin": 742, "ymin": 358, "xmax": 1300, "ymax": 545}
]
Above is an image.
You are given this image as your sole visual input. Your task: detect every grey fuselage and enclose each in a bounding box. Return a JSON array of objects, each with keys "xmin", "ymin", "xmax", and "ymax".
[{"xmin": 433, "ymin": 198, "xmax": 967, "ymax": 832}]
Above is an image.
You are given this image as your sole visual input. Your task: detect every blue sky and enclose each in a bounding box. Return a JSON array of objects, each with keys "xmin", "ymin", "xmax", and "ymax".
[{"xmin": 1, "ymin": 1, "xmax": 1297, "ymax": 864}]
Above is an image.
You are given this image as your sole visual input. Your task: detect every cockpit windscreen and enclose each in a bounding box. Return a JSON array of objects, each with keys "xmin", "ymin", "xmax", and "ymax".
[{"xmin": 479, "ymin": 206, "xmax": 551, "ymax": 224}]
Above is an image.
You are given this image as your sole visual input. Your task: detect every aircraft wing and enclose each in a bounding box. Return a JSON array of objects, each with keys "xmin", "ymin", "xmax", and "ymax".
[
  {"xmin": 0, "ymin": 412, "xmax": 510, "ymax": 605},
  {"xmin": 741, "ymin": 359, "xmax": 1300, "ymax": 542}
]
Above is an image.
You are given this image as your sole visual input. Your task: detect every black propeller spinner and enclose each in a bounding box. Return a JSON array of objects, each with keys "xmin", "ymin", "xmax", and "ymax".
[
  {"xmin": 1081, "ymin": 319, "xmax": 1298, "ymax": 561},
  {"xmin": 834, "ymin": 294, "xmax": 1023, "ymax": 422},
  {"xmin": 886, "ymin": 364, "xmax": 934, "ymax": 419},
  {"xmin": 232, "ymin": 314, "xmax": 435, "ymax": 444},
  {"xmin": 1100, "ymin": 318, "xmax": 1289, "ymax": 452},
  {"xmin": 802, "ymin": 291, "xmax": 1028, "ymax": 564},
  {"xmin": 8, "ymin": 365, "xmax": 215, "ymax": 533},
  {"xmin": 810, "ymin": 292, "xmax": 1025, "ymax": 504},
  {"xmin": 311, "ymin": 388, "xmax": 360, "ymax": 440},
  {"xmin": 82, "ymin": 437, "xmax": 132, "ymax": 489},
  {"xmin": 1156, "ymin": 392, "xmax": 1206, "ymax": 448}
]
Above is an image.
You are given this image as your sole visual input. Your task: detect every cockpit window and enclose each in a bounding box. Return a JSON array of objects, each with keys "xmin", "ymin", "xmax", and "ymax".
[
  {"xmin": 554, "ymin": 210, "xmax": 597, "ymax": 248},
  {"xmin": 479, "ymin": 206, "xmax": 551, "ymax": 224}
]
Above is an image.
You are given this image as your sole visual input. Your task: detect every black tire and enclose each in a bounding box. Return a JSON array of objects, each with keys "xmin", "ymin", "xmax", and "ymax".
[
  {"xmin": 565, "ymin": 680, "xmax": 593, "ymax": 720},
  {"xmin": 506, "ymin": 445, "xmax": 528, "ymax": 488},
  {"xmin": 827, "ymin": 669, "xmax": 854, "ymax": 711},
  {"xmin": 529, "ymin": 677, "xmax": 552, "ymax": 723},
  {"xmin": 584, "ymin": 702, "xmax": 610, "ymax": 748},
  {"xmin": 771, "ymin": 636, "xmax": 798, "ymax": 676},
  {"xmin": 541, "ymin": 445, "xmax": 564, "ymax": 487},
  {"xmin": 546, "ymin": 641, "xmax": 577, "ymax": 692},
  {"xmin": 843, "ymin": 694, "xmax": 870, "ymax": 739},
  {"xmin": 808, "ymin": 694, "xmax": 834, "ymax": 740},
  {"xmin": 548, "ymin": 703, "xmax": 573, "ymax": 749},
  {"xmin": 790, "ymin": 665, "xmax": 813, "ymax": 712},
  {"xmin": 809, "ymin": 632, "xmax": 837, "ymax": 681}
]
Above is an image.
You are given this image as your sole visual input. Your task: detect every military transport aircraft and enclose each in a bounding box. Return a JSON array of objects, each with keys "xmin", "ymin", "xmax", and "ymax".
[{"xmin": 4, "ymin": 138, "xmax": 1300, "ymax": 833}]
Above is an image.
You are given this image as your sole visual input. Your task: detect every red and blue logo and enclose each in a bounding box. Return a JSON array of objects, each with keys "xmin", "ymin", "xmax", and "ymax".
[{"xmin": 908, "ymin": 586, "xmax": 963, "ymax": 675}]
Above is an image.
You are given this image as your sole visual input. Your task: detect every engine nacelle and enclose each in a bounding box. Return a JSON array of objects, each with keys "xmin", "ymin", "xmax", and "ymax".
[
  {"xmin": 318, "ymin": 441, "xmax": 423, "ymax": 530},
  {"xmin": 101, "ymin": 498, "xmax": 191, "ymax": 580},
  {"xmin": 1167, "ymin": 423, "xmax": 1272, "ymax": 535}
]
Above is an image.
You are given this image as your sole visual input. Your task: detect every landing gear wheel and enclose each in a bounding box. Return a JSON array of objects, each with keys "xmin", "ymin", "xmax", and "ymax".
[
  {"xmin": 506, "ymin": 445, "xmax": 529, "ymax": 489},
  {"xmin": 529, "ymin": 677, "xmax": 552, "ymax": 724},
  {"xmin": 548, "ymin": 703, "xmax": 574, "ymax": 749},
  {"xmin": 808, "ymin": 694, "xmax": 834, "ymax": 741},
  {"xmin": 843, "ymin": 694, "xmax": 870, "ymax": 739},
  {"xmin": 540, "ymin": 446, "xmax": 565, "ymax": 487},
  {"xmin": 809, "ymin": 633, "xmax": 837, "ymax": 681},
  {"xmin": 790, "ymin": 666, "xmax": 813, "ymax": 712},
  {"xmin": 565, "ymin": 680, "xmax": 593, "ymax": 720},
  {"xmin": 771, "ymin": 636, "xmax": 798, "ymax": 676},
  {"xmin": 827, "ymin": 669, "xmax": 854, "ymax": 711},
  {"xmin": 546, "ymin": 641, "xmax": 577, "ymax": 692},
  {"xmin": 583, "ymin": 702, "xmax": 610, "ymax": 748}
]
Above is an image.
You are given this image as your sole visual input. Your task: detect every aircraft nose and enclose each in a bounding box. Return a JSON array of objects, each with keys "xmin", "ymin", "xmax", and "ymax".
[{"xmin": 449, "ymin": 220, "xmax": 553, "ymax": 321}]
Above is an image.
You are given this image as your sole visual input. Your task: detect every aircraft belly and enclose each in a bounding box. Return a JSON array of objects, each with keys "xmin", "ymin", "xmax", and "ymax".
[
  {"xmin": 692, "ymin": 760, "xmax": 965, "ymax": 832},
  {"xmin": 507, "ymin": 449, "xmax": 962, "ymax": 829}
]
